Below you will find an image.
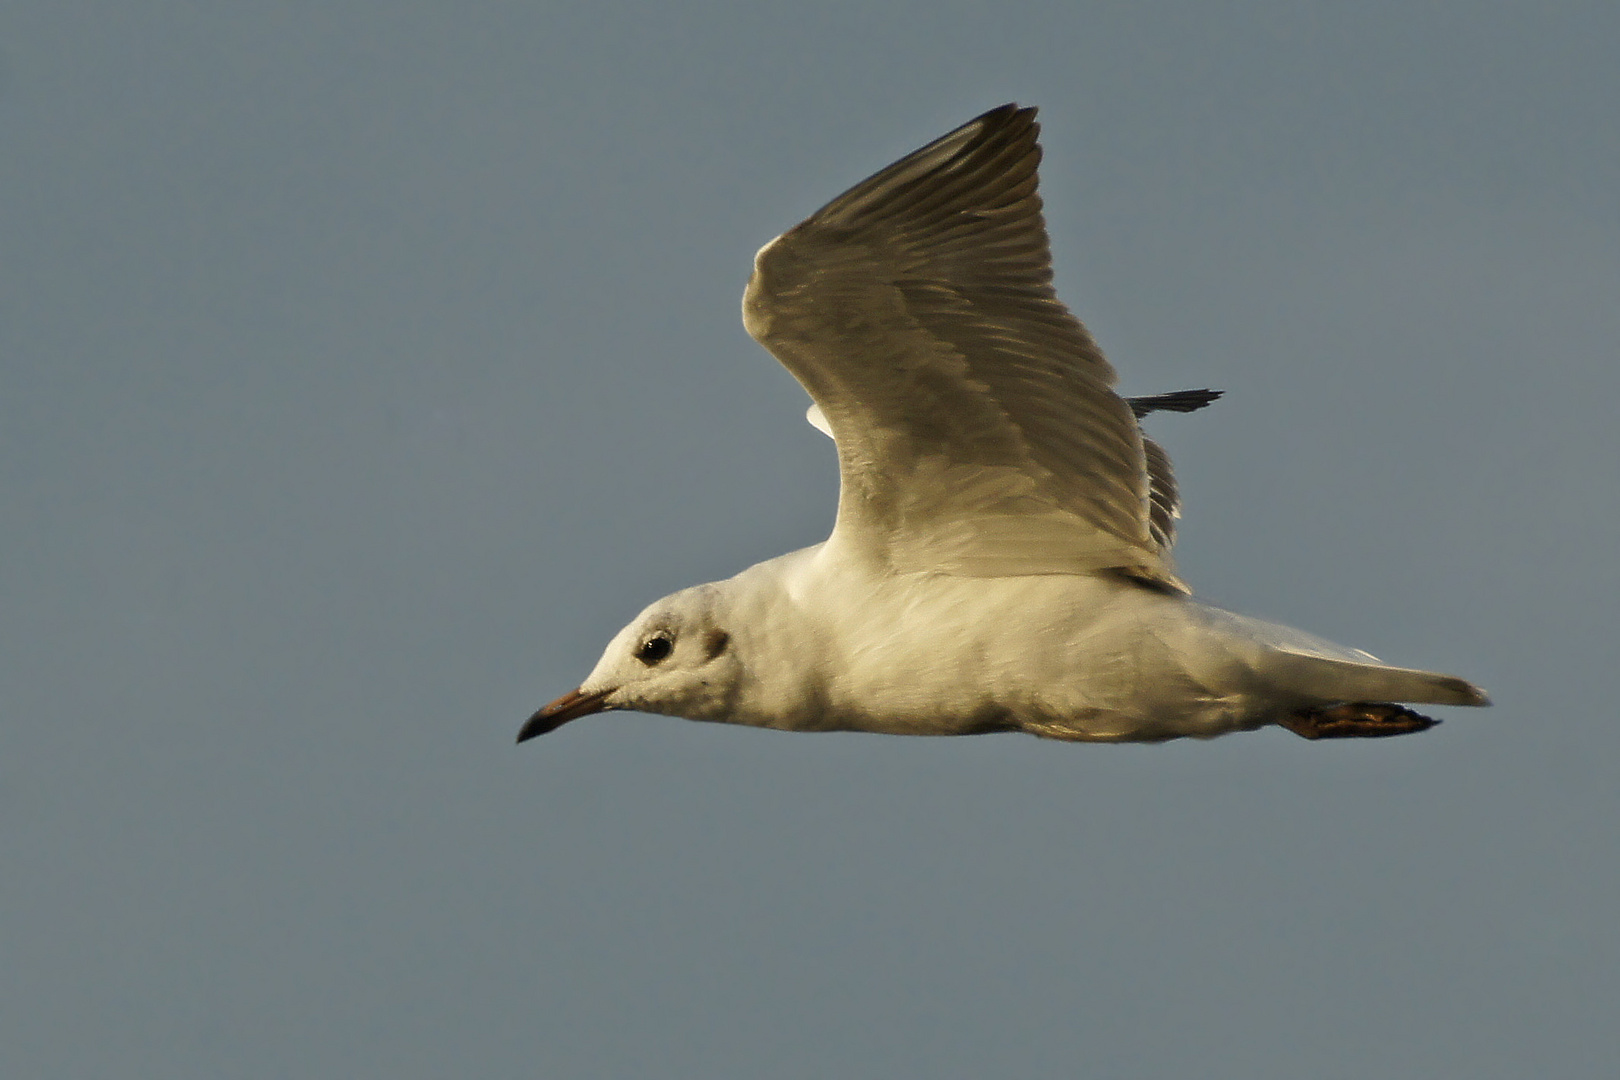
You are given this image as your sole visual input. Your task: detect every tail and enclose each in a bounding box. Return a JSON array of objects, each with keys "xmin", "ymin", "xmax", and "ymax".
[
  {"xmin": 1267, "ymin": 648, "xmax": 1488, "ymax": 740},
  {"xmin": 1205, "ymin": 606, "xmax": 1491, "ymax": 708},
  {"xmin": 1269, "ymin": 651, "xmax": 1491, "ymax": 707}
]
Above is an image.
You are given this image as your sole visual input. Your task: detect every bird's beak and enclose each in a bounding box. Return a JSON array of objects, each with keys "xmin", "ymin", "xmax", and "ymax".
[{"xmin": 517, "ymin": 686, "xmax": 615, "ymax": 743}]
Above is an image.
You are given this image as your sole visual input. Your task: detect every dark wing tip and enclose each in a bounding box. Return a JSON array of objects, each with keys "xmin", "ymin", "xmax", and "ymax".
[
  {"xmin": 1128, "ymin": 388, "xmax": 1224, "ymax": 419},
  {"xmin": 970, "ymin": 101, "xmax": 1036, "ymax": 131},
  {"xmin": 806, "ymin": 104, "xmax": 1041, "ymax": 230}
]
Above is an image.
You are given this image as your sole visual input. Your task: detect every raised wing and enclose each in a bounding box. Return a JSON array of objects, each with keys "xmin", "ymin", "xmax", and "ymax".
[{"xmin": 744, "ymin": 104, "xmax": 1184, "ymax": 588}]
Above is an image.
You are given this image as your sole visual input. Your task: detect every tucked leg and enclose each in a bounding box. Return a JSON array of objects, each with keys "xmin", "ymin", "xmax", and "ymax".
[{"xmin": 1280, "ymin": 702, "xmax": 1441, "ymax": 740}]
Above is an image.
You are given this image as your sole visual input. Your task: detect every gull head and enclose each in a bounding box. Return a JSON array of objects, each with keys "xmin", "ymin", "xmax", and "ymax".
[{"xmin": 518, "ymin": 583, "xmax": 743, "ymax": 742}]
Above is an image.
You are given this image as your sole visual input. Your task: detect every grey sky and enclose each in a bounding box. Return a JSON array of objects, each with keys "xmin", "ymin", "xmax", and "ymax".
[{"xmin": 3, "ymin": 2, "xmax": 1616, "ymax": 1076}]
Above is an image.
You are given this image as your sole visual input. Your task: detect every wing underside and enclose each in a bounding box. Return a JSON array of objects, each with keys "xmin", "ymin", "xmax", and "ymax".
[{"xmin": 746, "ymin": 105, "xmax": 1191, "ymax": 589}]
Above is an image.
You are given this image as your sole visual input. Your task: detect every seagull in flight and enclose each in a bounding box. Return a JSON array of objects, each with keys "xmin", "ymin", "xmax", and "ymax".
[{"xmin": 519, "ymin": 104, "xmax": 1487, "ymax": 745}]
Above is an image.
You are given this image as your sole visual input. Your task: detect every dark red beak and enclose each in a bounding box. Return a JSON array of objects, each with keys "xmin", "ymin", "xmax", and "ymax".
[{"xmin": 517, "ymin": 687, "xmax": 615, "ymax": 743}]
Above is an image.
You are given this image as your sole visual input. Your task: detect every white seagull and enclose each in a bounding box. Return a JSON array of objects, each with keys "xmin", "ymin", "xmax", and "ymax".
[{"xmin": 519, "ymin": 104, "xmax": 1487, "ymax": 745}]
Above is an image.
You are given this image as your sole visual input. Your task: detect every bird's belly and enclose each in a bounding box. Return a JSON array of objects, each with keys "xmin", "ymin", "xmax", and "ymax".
[
  {"xmin": 799, "ymin": 576, "xmax": 1272, "ymax": 742},
  {"xmin": 818, "ymin": 659, "xmax": 1267, "ymax": 742}
]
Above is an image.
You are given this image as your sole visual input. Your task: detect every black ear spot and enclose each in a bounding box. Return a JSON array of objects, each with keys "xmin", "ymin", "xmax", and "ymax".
[
  {"xmin": 636, "ymin": 632, "xmax": 674, "ymax": 665},
  {"xmin": 703, "ymin": 630, "xmax": 730, "ymax": 661}
]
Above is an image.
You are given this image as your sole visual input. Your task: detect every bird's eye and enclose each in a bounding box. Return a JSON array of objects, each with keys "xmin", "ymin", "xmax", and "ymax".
[{"xmin": 636, "ymin": 633, "xmax": 674, "ymax": 665}]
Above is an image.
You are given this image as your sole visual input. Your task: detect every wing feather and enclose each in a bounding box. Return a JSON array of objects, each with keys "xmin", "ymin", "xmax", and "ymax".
[{"xmin": 744, "ymin": 104, "xmax": 1184, "ymax": 588}]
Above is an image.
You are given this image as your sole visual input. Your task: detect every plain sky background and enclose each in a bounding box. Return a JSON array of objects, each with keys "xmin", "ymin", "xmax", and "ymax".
[{"xmin": 3, "ymin": 2, "xmax": 1617, "ymax": 1077}]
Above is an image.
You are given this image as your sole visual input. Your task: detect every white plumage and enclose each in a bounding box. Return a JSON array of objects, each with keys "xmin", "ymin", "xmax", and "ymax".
[{"xmin": 520, "ymin": 105, "xmax": 1487, "ymax": 745}]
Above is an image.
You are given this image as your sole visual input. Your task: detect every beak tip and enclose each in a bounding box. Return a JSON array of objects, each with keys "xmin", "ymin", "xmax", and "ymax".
[
  {"xmin": 515, "ymin": 709, "xmax": 559, "ymax": 745},
  {"xmin": 515, "ymin": 686, "xmax": 614, "ymax": 745}
]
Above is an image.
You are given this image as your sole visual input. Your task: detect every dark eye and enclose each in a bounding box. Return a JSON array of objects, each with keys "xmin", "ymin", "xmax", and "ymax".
[{"xmin": 635, "ymin": 633, "xmax": 674, "ymax": 665}]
